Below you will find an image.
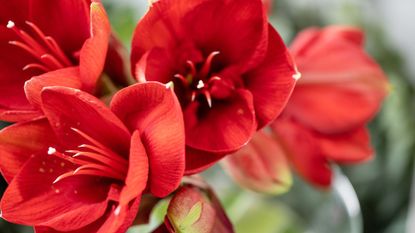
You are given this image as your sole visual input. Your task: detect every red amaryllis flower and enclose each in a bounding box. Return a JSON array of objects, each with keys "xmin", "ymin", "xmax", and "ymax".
[
  {"xmin": 223, "ymin": 26, "xmax": 389, "ymax": 190},
  {"xmin": 0, "ymin": 82, "xmax": 185, "ymax": 232},
  {"xmin": 130, "ymin": 0, "xmax": 299, "ymax": 173},
  {"xmin": 271, "ymin": 26, "xmax": 389, "ymax": 187},
  {"xmin": 0, "ymin": 0, "xmax": 110, "ymax": 122}
]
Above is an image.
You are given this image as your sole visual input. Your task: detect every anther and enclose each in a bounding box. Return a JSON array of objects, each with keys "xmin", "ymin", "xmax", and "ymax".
[
  {"xmin": 197, "ymin": 80, "xmax": 205, "ymax": 89},
  {"xmin": 7, "ymin": 20, "xmax": 15, "ymax": 29},
  {"xmin": 48, "ymin": 147, "xmax": 57, "ymax": 155}
]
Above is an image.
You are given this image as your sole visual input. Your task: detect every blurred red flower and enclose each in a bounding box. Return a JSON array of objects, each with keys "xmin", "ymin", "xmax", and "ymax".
[
  {"xmin": 0, "ymin": 0, "xmax": 111, "ymax": 122},
  {"xmin": 0, "ymin": 82, "xmax": 185, "ymax": 232},
  {"xmin": 130, "ymin": 0, "xmax": 299, "ymax": 174},
  {"xmin": 225, "ymin": 26, "xmax": 389, "ymax": 190}
]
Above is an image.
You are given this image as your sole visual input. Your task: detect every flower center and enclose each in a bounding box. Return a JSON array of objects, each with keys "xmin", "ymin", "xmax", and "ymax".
[
  {"xmin": 6, "ymin": 20, "xmax": 74, "ymax": 72},
  {"xmin": 174, "ymin": 51, "xmax": 234, "ymax": 108},
  {"xmin": 48, "ymin": 128, "xmax": 128, "ymax": 184}
]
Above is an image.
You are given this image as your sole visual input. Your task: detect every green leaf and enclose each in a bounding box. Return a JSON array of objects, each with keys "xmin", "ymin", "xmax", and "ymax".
[{"xmin": 176, "ymin": 202, "xmax": 203, "ymax": 233}]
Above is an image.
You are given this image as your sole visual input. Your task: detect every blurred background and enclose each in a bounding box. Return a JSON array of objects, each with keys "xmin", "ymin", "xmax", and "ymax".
[{"xmin": 1, "ymin": 0, "xmax": 415, "ymax": 232}]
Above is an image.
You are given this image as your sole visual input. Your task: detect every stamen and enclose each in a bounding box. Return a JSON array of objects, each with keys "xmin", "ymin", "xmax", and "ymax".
[
  {"xmin": 9, "ymin": 25, "xmax": 46, "ymax": 58},
  {"xmin": 41, "ymin": 54, "xmax": 65, "ymax": 69},
  {"xmin": 47, "ymin": 147, "xmax": 88, "ymax": 166},
  {"xmin": 9, "ymin": 41, "xmax": 40, "ymax": 59},
  {"xmin": 53, "ymin": 166, "xmax": 125, "ymax": 184},
  {"xmin": 74, "ymin": 164, "xmax": 125, "ymax": 179},
  {"xmin": 53, "ymin": 171, "xmax": 75, "ymax": 184},
  {"xmin": 23, "ymin": 63, "xmax": 49, "ymax": 72},
  {"xmin": 67, "ymin": 150, "xmax": 126, "ymax": 174},
  {"xmin": 208, "ymin": 76, "xmax": 222, "ymax": 84},
  {"xmin": 203, "ymin": 90, "xmax": 212, "ymax": 108},
  {"xmin": 78, "ymin": 144, "xmax": 127, "ymax": 166},
  {"xmin": 74, "ymin": 169, "xmax": 125, "ymax": 180},
  {"xmin": 71, "ymin": 128, "xmax": 121, "ymax": 161},
  {"xmin": 174, "ymin": 74, "xmax": 188, "ymax": 85},
  {"xmin": 186, "ymin": 60, "xmax": 197, "ymax": 77},
  {"xmin": 191, "ymin": 91, "xmax": 197, "ymax": 102},
  {"xmin": 199, "ymin": 51, "xmax": 220, "ymax": 79},
  {"xmin": 44, "ymin": 36, "xmax": 72, "ymax": 66},
  {"xmin": 25, "ymin": 21, "xmax": 72, "ymax": 67},
  {"xmin": 7, "ymin": 20, "xmax": 73, "ymax": 72}
]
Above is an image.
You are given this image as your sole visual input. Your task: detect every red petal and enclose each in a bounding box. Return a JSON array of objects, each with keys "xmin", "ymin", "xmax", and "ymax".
[
  {"xmin": 0, "ymin": 118, "xmax": 56, "ymax": 182},
  {"xmin": 287, "ymin": 26, "xmax": 389, "ymax": 133},
  {"xmin": 135, "ymin": 48, "xmax": 183, "ymax": 83},
  {"xmin": 40, "ymin": 86, "xmax": 131, "ymax": 156},
  {"xmin": 184, "ymin": 89, "xmax": 256, "ymax": 153},
  {"xmin": 271, "ymin": 118, "xmax": 332, "ymax": 188},
  {"xmin": 1, "ymin": 153, "xmax": 111, "ymax": 231},
  {"xmin": 0, "ymin": 0, "xmax": 29, "ymax": 24},
  {"xmin": 111, "ymin": 82, "xmax": 185, "ymax": 197},
  {"xmin": 119, "ymin": 130, "xmax": 149, "ymax": 206},
  {"xmin": 244, "ymin": 25, "xmax": 298, "ymax": 128},
  {"xmin": 34, "ymin": 198, "xmax": 141, "ymax": 233},
  {"xmin": 318, "ymin": 127, "xmax": 373, "ymax": 163},
  {"xmin": 98, "ymin": 197, "xmax": 142, "ymax": 233},
  {"xmin": 222, "ymin": 131, "xmax": 292, "ymax": 194},
  {"xmin": 79, "ymin": 1, "xmax": 111, "ymax": 92},
  {"xmin": 184, "ymin": 147, "xmax": 226, "ymax": 175},
  {"xmin": 0, "ymin": 109, "xmax": 42, "ymax": 122},
  {"xmin": 130, "ymin": 0, "xmax": 206, "ymax": 75},
  {"xmin": 25, "ymin": 67, "xmax": 82, "ymax": 110},
  {"xmin": 181, "ymin": 0, "xmax": 268, "ymax": 70}
]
